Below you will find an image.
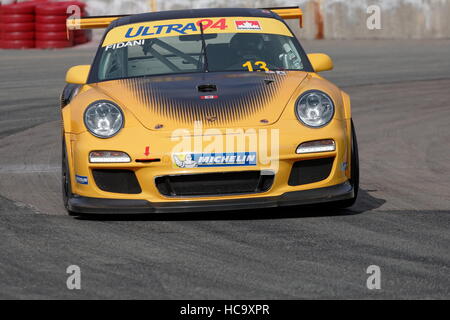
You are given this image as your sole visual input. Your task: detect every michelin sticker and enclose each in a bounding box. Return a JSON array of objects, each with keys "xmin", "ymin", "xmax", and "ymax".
[
  {"xmin": 76, "ymin": 175, "xmax": 88, "ymax": 185},
  {"xmin": 173, "ymin": 152, "xmax": 257, "ymax": 168}
]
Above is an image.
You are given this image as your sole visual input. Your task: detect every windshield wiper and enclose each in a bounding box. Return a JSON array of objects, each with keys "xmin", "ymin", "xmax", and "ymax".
[{"xmin": 198, "ymin": 22, "xmax": 209, "ymax": 72}]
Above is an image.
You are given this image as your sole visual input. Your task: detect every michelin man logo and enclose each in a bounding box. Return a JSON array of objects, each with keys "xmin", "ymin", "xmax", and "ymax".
[{"xmin": 173, "ymin": 154, "xmax": 198, "ymax": 168}]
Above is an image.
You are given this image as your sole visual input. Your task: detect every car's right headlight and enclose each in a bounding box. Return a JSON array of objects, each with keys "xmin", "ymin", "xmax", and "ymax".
[
  {"xmin": 84, "ymin": 100, "xmax": 124, "ymax": 138},
  {"xmin": 295, "ymin": 90, "xmax": 334, "ymax": 128}
]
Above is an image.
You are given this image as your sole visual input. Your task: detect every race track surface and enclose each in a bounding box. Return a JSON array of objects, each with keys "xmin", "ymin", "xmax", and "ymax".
[{"xmin": 0, "ymin": 40, "xmax": 449, "ymax": 299}]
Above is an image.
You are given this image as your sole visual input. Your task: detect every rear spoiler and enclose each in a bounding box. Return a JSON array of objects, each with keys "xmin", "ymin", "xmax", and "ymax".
[
  {"xmin": 263, "ymin": 6, "xmax": 303, "ymax": 27},
  {"xmin": 66, "ymin": 6, "xmax": 303, "ymax": 30}
]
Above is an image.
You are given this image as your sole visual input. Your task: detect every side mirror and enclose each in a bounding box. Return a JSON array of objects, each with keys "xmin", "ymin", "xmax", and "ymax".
[
  {"xmin": 66, "ymin": 65, "xmax": 90, "ymax": 84},
  {"xmin": 307, "ymin": 53, "xmax": 334, "ymax": 72}
]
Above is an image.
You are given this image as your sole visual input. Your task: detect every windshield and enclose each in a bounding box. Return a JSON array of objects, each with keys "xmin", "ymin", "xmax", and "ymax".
[{"xmin": 91, "ymin": 17, "xmax": 309, "ymax": 82}]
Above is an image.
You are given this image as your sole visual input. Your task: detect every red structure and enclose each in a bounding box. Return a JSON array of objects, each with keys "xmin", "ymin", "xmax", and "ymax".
[
  {"xmin": 0, "ymin": 2, "xmax": 35, "ymax": 48},
  {"xmin": 0, "ymin": 0, "xmax": 91, "ymax": 49}
]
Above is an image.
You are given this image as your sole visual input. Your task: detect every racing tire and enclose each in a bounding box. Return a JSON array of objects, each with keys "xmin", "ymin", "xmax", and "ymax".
[
  {"xmin": 0, "ymin": 3, "xmax": 35, "ymax": 15},
  {"xmin": 36, "ymin": 2, "xmax": 86, "ymax": 16},
  {"xmin": 35, "ymin": 23, "xmax": 66, "ymax": 32},
  {"xmin": 2, "ymin": 31, "xmax": 34, "ymax": 40},
  {"xmin": 35, "ymin": 15, "xmax": 68, "ymax": 24},
  {"xmin": 36, "ymin": 31, "xmax": 72, "ymax": 41},
  {"xmin": 35, "ymin": 11, "xmax": 86, "ymax": 24},
  {"xmin": 74, "ymin": 35, "xmax": 89, "ymax": 45},
  {"xmin": 0, "ymin": 14, "xmax": 35, "ymax": 23},
  {"xmin": 62, "ymin": 140, "xmax": 77, "ymax": 216},
  {"xmin": 74, "ymin": 30, "xmax": 92, "ymax": 44},
  {"xmin": 74, "ymin": 29, "xmax": 88, "ymax": 37},
  {"xmin": 328, "ymin": 120, "xmax": 359, "ymax": 208},
  {"xmin": 35, "ymin": 39, "xmax": 74, "ymax": 49},
  {"xmin": 0, "ymin": 39, "xmax": 34, "ymax": 49},
  {"xmin": 0, "ymin": 22, "xmax": 35, "ymax": 32}
]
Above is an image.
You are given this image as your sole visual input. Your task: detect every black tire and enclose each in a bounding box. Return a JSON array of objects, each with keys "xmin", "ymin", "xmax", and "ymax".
[
  {"xmin": 62, "ymin": 140, "xmax": 77, "ymax": 216},
  {"xmin": 331, "ymin": 119, "xmax": 359, "ymax": 208}
]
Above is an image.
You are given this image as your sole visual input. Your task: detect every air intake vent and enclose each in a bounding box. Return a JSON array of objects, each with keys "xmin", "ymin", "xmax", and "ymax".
[
  {"xmin": 288, "ymin": 157, "xmax": 334, "ymax": 186},
  {"xmin": 156, "ymin": 171, "xmax": 274, "ymax": 197},
  {"xmin": 92, "ymin": 169, "xmax": 141, "ymax": 194},
  {"xmin": 197, "ymin": 84, "xmax": 217, "ymax": 92}
]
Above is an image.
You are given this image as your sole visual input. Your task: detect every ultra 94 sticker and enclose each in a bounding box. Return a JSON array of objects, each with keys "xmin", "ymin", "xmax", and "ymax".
[
  {"xmin": 102, "ymin": 17, "xmax": 292, "ymax": 47},
  {"xmin": 196, "ymin": 18, "xmax": 228, "ymax": 30},
  {"xmin": 122, "ymin": 18, "xmax": 228, "ymax": 39}
]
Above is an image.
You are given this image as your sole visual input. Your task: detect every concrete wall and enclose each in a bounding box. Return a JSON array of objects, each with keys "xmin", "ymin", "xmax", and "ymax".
[
  {"xmin": 294, "ymin": 0, "xmax": 450, "ymax": 39},
  {"xmin": 46, "ymin": 0, "xmax": 450, "ymax": 39}
]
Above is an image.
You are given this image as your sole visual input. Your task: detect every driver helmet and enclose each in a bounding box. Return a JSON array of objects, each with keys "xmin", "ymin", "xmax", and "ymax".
[{"xmin": 229, "ymin": 33, "xmax": 265, "ymax": 60}]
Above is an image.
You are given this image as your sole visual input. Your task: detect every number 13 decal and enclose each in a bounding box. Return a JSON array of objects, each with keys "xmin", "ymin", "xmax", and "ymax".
[{"xmin": 242, "ymin": 61, "xmax": 269, "ymax": 72}]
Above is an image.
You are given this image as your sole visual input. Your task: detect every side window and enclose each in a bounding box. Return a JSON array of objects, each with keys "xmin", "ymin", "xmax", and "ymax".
[
  {"xmin": 278, "ymin": 38, "xmax": 303, "ymax": 70},
  {"xmin": 99, "ymin": 48, "xmax": 126, "ymax": 80}
]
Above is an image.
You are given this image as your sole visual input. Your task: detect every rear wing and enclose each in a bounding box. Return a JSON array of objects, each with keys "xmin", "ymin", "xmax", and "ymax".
[
  {"xmin": 66, "ymin": 6, "xmax": 303, "ymax": 31},
  {"xmin": 264, "ymin": 6, "xmax": 303, "ymax": 27}
]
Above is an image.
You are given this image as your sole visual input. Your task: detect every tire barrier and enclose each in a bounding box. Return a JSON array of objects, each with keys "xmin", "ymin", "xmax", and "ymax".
[
  {"xmin": 0, "ymin": 14, "xmax": 35, "ymax": 23},
  {"xmin": 35, "ymin": 1, "xmax": 86, "ymax": 16},
  {"xmin": 3, "ymin": 31, "xmax": 34, "ymax": 40},
  {"xmin": 0, "ymin": 22, "xmax": 35, "ymax": 32},
  {"xmin": 35, "ymin": 39, "xmax": 74, "ymax": 49},
  {"xmin": 35, "ymin": 23, "xmax": 65, "ymax": 32},
  {"xmin": 0, "ymin": 39, "xmax": 34, "ymax": 49},
  {"xmin": 0, "ymin": 2, "xmax": 36, "ymax": 49},
  {"xmin": 0, "ymin": 2, "xmax": 35, "ymax": 15},
  {"xmin": 0, "ymin": 0, "xmax": 91, "ymax": 49},
  {"xmin": 74, "ymin": 28, "xmax": 91, "ymax": 45},
  {"xmin": 35, "ymin": 14, "xmax": 68, "ymax": 24}
]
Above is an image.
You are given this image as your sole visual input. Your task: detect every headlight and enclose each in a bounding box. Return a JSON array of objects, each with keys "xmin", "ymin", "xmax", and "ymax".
[
  {"xmin": 295, "ymin": 90, "xmax": 334, "ymax": 128},
  {"xmin": 84, "ymin": 100, "xmax": 124, "ymax": 138}
]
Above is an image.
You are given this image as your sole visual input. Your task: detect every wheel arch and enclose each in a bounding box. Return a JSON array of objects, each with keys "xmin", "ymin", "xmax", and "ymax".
[{"xmin": 341, "ymin": 90, "xmax": 352, "ymax": 119}]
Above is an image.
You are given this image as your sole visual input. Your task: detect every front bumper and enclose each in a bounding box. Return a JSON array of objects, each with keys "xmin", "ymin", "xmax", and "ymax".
[{"xmin": 68, "ymin": 181, "xmax": 353, "ymax": 214}]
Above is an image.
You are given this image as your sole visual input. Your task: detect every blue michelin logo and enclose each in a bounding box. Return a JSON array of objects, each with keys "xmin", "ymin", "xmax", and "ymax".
[
  {"xmin": 75, "ymin": 175, "xmax": 88, "ymax": 185},
  {"xmin": 173, "ymin": 152, "xmax": 257, "ymax": 168}
]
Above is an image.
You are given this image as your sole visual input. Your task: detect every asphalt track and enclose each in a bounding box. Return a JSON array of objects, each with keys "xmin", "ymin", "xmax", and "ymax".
[{"xmin": 0, "ymin": 40, "xmax": 449, "ymax": 299}]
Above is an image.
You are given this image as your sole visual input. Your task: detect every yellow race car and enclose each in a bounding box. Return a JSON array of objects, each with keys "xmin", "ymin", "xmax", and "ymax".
[{"xmin": 61, "ymin": 7, "xmax": 359, "ymax": 215}]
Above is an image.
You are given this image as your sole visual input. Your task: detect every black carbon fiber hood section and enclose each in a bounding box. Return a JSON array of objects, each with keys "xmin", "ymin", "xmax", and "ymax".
[{"xmin": 94, "ymin": 71, "xmax": 307, "ymax": 129}]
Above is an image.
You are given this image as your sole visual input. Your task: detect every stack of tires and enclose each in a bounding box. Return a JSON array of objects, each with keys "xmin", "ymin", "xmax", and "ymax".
[
  {"xmin": 0, "ymin": 0, "xmax": 91, "ymax": 49},
  {"xmin": 0, "ymin": 2, "xmax": 36, "ymax": 49},
  {"xmin": 35, "ymin": 1, "xmax": 89, "ymax": 49}
]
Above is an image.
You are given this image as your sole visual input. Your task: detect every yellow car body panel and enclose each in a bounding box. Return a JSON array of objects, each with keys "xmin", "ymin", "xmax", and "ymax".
[{"xmin": 63, "ymin": 75, "xmax": 352, "ymax": 203}]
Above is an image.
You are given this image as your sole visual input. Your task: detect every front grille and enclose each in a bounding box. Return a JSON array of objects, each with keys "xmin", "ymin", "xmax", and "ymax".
[
  {"xmin": 288, "ymin": 157, "xmax": 334, "ymax": 186},
  {"xmin": 92, "ymin": 169, "xmax": 141, "ymax": 194},
  {"xmin": 155, "ymin": 171, "xmax": 274, "ymax": 197}
]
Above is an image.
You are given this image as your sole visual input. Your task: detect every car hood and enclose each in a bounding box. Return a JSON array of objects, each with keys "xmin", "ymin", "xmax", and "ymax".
[{"xmin": 92, "ymin": 71, "xmax": 308, "ymax": 131}]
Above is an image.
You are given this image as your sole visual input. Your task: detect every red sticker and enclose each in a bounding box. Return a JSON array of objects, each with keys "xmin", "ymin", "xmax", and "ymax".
[
  {"xmin": 200, "ymin": 95, "xmax": 219, "ymax": 100},
  {"xmin": 235, "ymin": 20, "xmax": 262, "ymax": 31}
]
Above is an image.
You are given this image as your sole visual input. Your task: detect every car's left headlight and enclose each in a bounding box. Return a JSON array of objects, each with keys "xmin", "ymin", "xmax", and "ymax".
[
  {"xmin": 84, "ymin": 100, "xmax": 124, "ymax": 138},
  {"xmin": 295, "ymin": 90, "xmax": 334, "ymax": 128}
]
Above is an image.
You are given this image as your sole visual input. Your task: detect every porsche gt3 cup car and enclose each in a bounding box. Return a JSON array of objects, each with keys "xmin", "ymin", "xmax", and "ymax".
[{"xmin": 61, "ymin": 7, "xmax": 359, "ymax": 215}]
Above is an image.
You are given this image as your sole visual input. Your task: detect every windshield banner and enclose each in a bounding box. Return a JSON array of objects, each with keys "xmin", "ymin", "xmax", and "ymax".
[{"xmin": 102, "ymin": 17, "xmax": 292, "ymax": 47}]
